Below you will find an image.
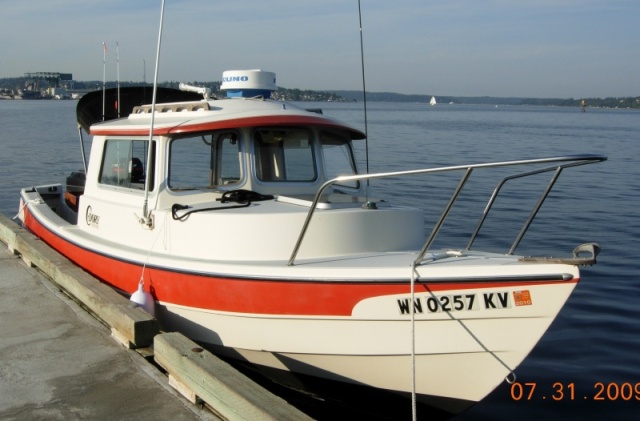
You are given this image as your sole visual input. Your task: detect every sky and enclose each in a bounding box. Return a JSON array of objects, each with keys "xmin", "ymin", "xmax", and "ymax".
[{"xmin": 1, "ymin": 0, "xmax": 638, "ymax": 98}]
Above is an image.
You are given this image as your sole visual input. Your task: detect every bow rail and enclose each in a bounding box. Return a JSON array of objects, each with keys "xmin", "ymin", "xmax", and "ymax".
[{"xmin": 287, "ymin": 154, "xmax": 606, "ymax": 267}]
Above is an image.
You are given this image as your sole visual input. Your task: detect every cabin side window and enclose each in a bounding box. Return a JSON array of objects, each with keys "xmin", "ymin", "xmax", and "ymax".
[
  {"xmin": 321, "ymin": 131, "xmax": 359, "ymax": 189},
  {"xmin": 99, "ymin": 139, "xmax": 152, "ymax": 190},
  {"xmin": 168, "ymin": 131, "xmax": 242, "ymax": 190},
  {"xmin": 254, "ymin": 128, "xmax": 316, "ymax": 182}
]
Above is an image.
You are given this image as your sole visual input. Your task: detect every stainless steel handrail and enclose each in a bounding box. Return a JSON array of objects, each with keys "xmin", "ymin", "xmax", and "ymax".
[{"xmin": 287, "ymin": 154, "xmax": 606, "ymax": 266}]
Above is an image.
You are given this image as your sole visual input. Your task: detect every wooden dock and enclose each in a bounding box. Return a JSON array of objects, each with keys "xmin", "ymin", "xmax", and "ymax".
[{"xmin": 0, "ymin": 214, "xmax": 313, "ymax": 421}]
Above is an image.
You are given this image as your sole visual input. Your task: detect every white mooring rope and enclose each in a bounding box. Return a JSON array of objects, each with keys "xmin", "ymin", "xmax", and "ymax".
[
  {"xmin": 409, "ymin": 260, "xmax": 517, "ymax": 421},
  {"xmin": 410, "ymin": 262, "xmax": 419, "ymax": 421}
]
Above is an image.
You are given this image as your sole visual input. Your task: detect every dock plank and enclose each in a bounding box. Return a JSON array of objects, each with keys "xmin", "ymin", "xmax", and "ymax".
[
  {"xmin": 155, "ymin": 332, "xmax": 314, "ymax": 421},
  {"xmin": 0, "ymin": 214, "xmax": 158, "ymax": 348}
]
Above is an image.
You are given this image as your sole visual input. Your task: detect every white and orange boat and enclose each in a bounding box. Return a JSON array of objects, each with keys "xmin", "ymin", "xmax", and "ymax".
[{"xmin": 18, "ymin": 70, "xmax": 605, "ymax": 415}]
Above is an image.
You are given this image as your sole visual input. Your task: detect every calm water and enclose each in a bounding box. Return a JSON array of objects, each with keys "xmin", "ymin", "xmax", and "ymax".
[{"xmin": 0, "ymin": 100, "xmax": 638, "ymax": 420}]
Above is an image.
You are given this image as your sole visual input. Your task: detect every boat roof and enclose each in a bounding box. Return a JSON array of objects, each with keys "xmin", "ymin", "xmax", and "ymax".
[
  {"xmin": 76, "ymin": 86, "xmax": 203, "ymax": 133},
  {"xmin": 87, "ymin": 96, "xmax": 366, "ymax": 140}
]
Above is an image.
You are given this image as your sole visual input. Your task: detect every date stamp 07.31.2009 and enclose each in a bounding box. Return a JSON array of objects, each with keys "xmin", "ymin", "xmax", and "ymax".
[{"xmin": 509, "ymin": 382, "xmax": 640, "ymax": 402}]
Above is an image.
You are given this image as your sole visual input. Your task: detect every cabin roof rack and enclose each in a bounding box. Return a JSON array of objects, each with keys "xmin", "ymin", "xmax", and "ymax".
[{"xmin": 132, "ymin": 102, "xmax": 210, "ymax": 114}]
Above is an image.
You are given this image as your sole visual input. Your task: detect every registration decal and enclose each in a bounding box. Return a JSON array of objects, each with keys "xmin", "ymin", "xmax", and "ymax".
[{"xmin": 513, "ymin": 290, "xmax": 533, "ymax": 306}]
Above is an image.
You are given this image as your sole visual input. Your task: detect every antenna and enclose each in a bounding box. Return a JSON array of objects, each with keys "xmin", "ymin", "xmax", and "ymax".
[
  {"xmin": 116, "ymin": 41, "xmax": 120, "ymax": 118},
  {"xmin": 102, "ymin": 41, "xmax": 107, "ymax": 121},
  {"xmin": 141, "ymin": 0, "xmax": 166, "ymax": 227},
  {"xmin": 358, "ymin": 1, "xmax": 370, "ymax": 186}
]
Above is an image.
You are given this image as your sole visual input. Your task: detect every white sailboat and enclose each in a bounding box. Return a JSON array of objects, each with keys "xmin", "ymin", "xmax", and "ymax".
[{"xmin": 430, "ymin": 95, "xmax": 437, "ymax": 106}]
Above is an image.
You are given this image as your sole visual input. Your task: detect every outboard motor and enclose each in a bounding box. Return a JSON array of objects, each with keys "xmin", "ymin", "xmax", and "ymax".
[{"xmin": 65, "ymin": 170, "xmax": 86, "ymax": 212}]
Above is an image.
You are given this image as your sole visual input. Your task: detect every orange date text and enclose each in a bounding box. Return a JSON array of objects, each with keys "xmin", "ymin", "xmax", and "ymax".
[{"xmin": 510, "ymin": 382, "xmax": 640, "ymax": 401}]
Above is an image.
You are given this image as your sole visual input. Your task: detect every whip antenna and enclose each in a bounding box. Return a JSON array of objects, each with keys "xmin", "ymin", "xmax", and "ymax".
[
  {"xmin": 358, "ymin": 0, "xmax": 370, "ymax": 186},
  {"xmin": 141, "ymin": 0, "xmax": 166, "ymax": 227},
  {"xmin": 116, "ymin": 41, "xmax": 120, "ymax": 118}
]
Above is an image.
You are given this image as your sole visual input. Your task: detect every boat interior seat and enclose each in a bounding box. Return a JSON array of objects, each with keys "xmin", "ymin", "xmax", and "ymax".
[{"xmin": 131, "ymin": 157, "xmax": 144, "ymax": 183}]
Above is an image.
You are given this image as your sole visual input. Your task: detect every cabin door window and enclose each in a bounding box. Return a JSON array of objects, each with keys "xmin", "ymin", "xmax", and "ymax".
[{"xmin": 99, "ymin": 139, "xmax": 151, "ymax": 189}]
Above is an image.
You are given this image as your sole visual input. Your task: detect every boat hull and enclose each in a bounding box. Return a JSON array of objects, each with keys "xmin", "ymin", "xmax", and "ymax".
[
  {"xmin": 18, "ymin": 191, "xmax": 579, "ymax": 414},
  {"xmin": 157, "ymin": 278, "xmax": 574, "ymax": 410}
]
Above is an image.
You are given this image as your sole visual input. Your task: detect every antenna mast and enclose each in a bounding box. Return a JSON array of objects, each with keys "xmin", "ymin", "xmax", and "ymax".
[
  {"xmin": 116, "ymin": 41, "xmax": 120, "ymax": 118},
  {"xmin": 358, "ymin": 0, "xmax": 370, "ymax": 203},
  {"xmin": 102, "ymin": 41, "xmax": 107, "ymax": 121},
  {"xmin": 141, "ymin": 0, "xmax": 166, "ymax": 228},
  {"xmin": 357, "ymin": 1, "xmax": 370, "ymax": 186}
]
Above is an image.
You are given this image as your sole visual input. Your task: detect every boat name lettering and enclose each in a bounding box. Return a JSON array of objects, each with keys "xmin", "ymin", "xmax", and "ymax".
[
  {"xmin": 222, "ymin": 76, "xmax": 249, "ymax": 82},
  {"xmin": 397, "ymin": 291, "xmax": 513, "ymax": 314},
  {"xmin": 86, "ymin": 206, "xmax": 100, "ymax": 228}
]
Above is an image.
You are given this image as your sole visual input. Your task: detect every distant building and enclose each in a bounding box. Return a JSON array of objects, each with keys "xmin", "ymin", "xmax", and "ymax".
[{"xmin": 49, "ymin": 87, "xmax": 70, "ymax": 100}]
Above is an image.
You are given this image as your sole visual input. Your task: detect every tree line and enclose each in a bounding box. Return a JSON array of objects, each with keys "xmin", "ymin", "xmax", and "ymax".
[
  {"xmin": 1, "ymin": 77, "xmax": 638, "ymax": 108},
  {"xmin": 331, "ymin": 90, "xmax": 640, "ymax": 109}
]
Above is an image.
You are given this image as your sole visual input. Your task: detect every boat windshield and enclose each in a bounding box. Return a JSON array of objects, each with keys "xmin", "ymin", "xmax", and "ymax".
[
  {"xmin": 168, "ymin": 131, "xmax": 242, "ymax": 190},
  {"xmin": 254, "ymin": 128, "xmax": 316, "ymax": 182},
  {"xmin": 321, "ymin": 131, "xmax": 359, "ymax": 189}
]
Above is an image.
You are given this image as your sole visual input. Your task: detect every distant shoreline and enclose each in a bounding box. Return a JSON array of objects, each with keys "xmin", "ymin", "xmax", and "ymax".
[
  {"xmin": 329, "ymin": 90, "xmax": 640, "ymax": 109},
  {"xmin": 1, "ymin": 77, "xmax": 638, "ymax": 109}
]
